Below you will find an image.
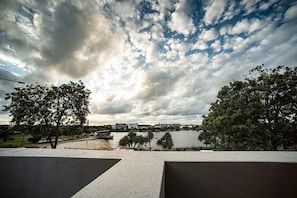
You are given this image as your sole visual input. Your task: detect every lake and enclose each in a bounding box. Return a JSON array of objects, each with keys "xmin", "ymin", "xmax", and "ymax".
[{"xmin": 107, "ymin": 130, "xmax": 205, "ymax": 149}]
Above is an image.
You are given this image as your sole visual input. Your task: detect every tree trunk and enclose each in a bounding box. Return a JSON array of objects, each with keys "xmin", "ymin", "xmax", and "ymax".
[
  {"xmin": 53, "ymin": 129, "xmax": 59, "ymax": 149},
  {"xmin": 49, "ymin": 137, "xmax": 54, "ymax": 148}
]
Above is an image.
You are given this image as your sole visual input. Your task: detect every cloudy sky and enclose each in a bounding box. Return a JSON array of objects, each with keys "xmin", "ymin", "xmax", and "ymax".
[{"xmin": 0, "ymin": 0, "xmax": 296, "ymax": 125}]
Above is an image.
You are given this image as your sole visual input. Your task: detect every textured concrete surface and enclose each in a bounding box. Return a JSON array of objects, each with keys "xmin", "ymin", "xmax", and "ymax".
[
  {"xmin": 74, "ymin": 152, "xmax": 165, "ymax": 198},
  {"xmin": 1, "ymin": 148, "xmax": 297, "ymax": 198}
]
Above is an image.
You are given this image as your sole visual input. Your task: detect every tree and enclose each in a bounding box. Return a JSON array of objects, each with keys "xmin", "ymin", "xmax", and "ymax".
[
  {"xmin": 119, "ymin": 132, "xmax": 136, "ymax": 148},
  {"xmin": 134, "ymin": 135, "xmax": 146, "ymax": 149},
  {"xmin": 199, "ymin": 65, "xmax": 297, "ymax": 150},
  {"xmin": 127, "ymin": 131, "xmax": 137, "ymax": 147},
  {"xmin": 147, "ymin": 131, "xmax": 154, "ymax": 150},
  {"xmin": 157, "ymin": 132, "xmax": 174, "ymax": 149},
  {"xmin": 119, "ymin": 136, "xmax": 130, "ymax": 147},
  {"xmin": 0, "ymin": 125, "xmax": 11, "ymax": 142},
  {"xmin": 3, "ymin": 81, "xmax": 91, "ymax": 148},
  {"xmin": 118, "ymin": 132, "xmax": 153, "ymax": 150},
  {"xmin": 119, "ymin": 132, "xmax": 148, "ymax": 149}
]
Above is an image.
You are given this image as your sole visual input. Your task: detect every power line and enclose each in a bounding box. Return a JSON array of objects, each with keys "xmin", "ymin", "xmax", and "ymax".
[{"xmin": 0, "ymin": 77, "xmax": 25, "ymax": 84}]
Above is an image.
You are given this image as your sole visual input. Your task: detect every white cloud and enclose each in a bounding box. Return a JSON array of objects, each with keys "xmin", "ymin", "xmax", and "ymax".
[
  {"xmin": 166, "ymin": 50, "xmax": 178, "ymax": 60},
  {"xmin": 211, "ymin": 40, "xmax": 222, "ymax": 52},
  {"xmin": 1, "ymin": 0, "xmax": 296, "ymax": 126},
  {"xmin": 222, "ymin": 1, "xmax": 240, "ymax": 21},
  {"xmin": 168, "ymin": 1, "xmax": 196, "ymax": 36},
  {"xmin": 230, "ymin": 18, "xmax": 269, "ymax": 35},
  {"xmin": 249, "ymin": 18, "xmax": 264, "ymax": 33},
  {"xmin": 259, "ymin": 0, "xmax": 278, "ymax": 10},
  {"xmin": 231, "ymin": 19, "xmax": 250, "ymax": 34},
  {"xmin": 203, "ymin": 0, "xmax": 228, "ymax": 25},
  {"xmin": 240, "ymin": 0, "xmax": 258, "ymax": 15},
  {"xmin": 166, "ymin": 38, "xmax": 190, "ymax": 59},
  {"xmin": 192, "ymin": 40, "xmax": 208, "ymax": 51},
  {"xmin": 219, "ymin": 25, "xmax": 231, "ymax": 35},
  {"xmin": 283, "ymin": 4, "xmax": 297, "ymax": 22},
  {"xmin": 112, "ymin": 0, "xmax": 137, "ymax": 19},
  {"xmin": 200, "ymin": 28, "xmax": 218, "ymax": 41}
]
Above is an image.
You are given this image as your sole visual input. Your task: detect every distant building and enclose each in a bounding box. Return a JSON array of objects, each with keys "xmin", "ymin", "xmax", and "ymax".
[
  {"xmin": 154, "ymin": 123, "xmax": 161, "ymax": 129},
  {"xmin": 127, "ymin": 123, "xmax": 138, "ymax": 130},
  {"xmin": 154, "ymin": 123, "xmax": 180, "ymax": 130},
  {"xmin": 180, "ymin": 124, "xmax": 194, "ymax": 130},
  {"xmin": 138, "ymin": 125, "xmax": 150, "ymax": 130},
  {"xmin": 111, "ymin": 123, "xmax": 128, "ymax": 131}
]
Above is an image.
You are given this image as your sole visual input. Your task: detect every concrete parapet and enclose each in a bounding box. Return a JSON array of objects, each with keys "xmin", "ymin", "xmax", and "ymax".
[{"xmin": 0, "ymin": 149, "xmax": 296, "ymax": 198}]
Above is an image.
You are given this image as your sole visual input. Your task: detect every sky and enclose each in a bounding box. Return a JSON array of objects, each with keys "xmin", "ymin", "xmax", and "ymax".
[{"xmin": 0, "ymin": 0, "xmax": 296, "ymax": 125}]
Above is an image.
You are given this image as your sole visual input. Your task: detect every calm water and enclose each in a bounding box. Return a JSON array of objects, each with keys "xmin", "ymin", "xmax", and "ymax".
[{"xmin": 107, "ymin": 130, "xmax": 204, "ymax": 149}]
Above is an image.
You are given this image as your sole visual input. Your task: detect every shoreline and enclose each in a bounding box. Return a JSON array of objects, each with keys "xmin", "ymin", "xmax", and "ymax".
[{"xmin": 56, "ymin": 139, "xmax": 113, "ymax": 150}]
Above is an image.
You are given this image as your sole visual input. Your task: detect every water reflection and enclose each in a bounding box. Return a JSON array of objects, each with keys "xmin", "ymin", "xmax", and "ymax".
[{"xmin": 108, "ymin": 130, "xmax": 204, "ymax": 149}]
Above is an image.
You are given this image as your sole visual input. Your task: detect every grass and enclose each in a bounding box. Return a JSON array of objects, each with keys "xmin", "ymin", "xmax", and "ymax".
[
  {"xmin": 0, "ymin": 134, "xmax": 33, "ymax": 148},
  {"xmin": 0, "ymin": 133, "xmax": 91, "ymax": 148}
]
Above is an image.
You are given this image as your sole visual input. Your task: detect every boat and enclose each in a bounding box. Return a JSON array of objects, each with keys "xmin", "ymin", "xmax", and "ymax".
[{"xmin": 95, "ymin": 130, "xmax": 114, "ymax": 140}]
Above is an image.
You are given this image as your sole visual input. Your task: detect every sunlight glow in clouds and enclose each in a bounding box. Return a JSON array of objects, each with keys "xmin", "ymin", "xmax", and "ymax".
[{"xmin": 0, "ymin": 0, "xmax": 296, "ymax": 125}]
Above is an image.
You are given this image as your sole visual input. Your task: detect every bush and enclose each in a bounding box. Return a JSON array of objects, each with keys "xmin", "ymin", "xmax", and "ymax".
[{"xmin": 28, "ymin": 136, "xmax": 41, "ymax": 143}]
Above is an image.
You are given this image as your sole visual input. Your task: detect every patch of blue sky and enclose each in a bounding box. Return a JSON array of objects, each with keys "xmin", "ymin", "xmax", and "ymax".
[
  {"xmin": 157, "ymin": 40, "xmax": 169, "ymax": 53},
  {"xmin": 0, "ymin": 61, "xmax": 25, "ymax": 76},
  {"xmin": 186, "ymin": 0, "xmax": 204, "ymax": 26},
  {"xmin": 163, "ymin": 7, "xmax": 174, "ymax": 23},
  {"xmin": 136, "ymin": 54, "xmax": 151, "ymax": 70},
  {"xmin": 163, "ymin": 27, "xmax": 186, "ymax": 41},
  {"xmin": 118, "ymin": 18, "xmax": 126, "ymax": 28},
  {"xmin": 138, "ymin": 1, "xmax": 159, "ymax": 21}
]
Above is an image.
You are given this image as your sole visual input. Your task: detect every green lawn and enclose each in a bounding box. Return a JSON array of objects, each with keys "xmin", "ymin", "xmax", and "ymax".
[
  {"xmin": 0, "ymin": 134, "xmax": 33, "ymax": 148},
  {"xmin": 0, "ymin": 134, "xmax": 90, "ymax": 148}
]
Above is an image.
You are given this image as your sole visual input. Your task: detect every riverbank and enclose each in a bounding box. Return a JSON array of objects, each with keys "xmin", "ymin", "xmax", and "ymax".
[{"xmin": 56, "ymin": 139, "xmax": 113, "ymax": 150}]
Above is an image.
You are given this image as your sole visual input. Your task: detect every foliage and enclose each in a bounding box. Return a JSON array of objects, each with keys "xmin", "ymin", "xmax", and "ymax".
[
  {"xmin": 157, "ymin": 132, "xmax": 174, "ymax": 149},
  {"xmin": 199, "ymin": 65, "xmax": 297, "ymax": 150},
  {"xmin": 118, "ymin": 131, "xmax": 154, "ymax": 149},
  {"xmin": 147, "ymin": 131, "xmax": 154, "ymax": 150},
  {"xmin": 119, "ymin": 135, "xmax": 130, "ymax": 147},
  {"xmin": 0, "ymin": 125, "xmax": 11, "ymax": 142},
  {"xmin": 3, "ymin": 81, "xmax": 91, "ymax": 148},
  {"xmin": 28, "ymin": 135, "xmax": 42, "ymax": 143}
]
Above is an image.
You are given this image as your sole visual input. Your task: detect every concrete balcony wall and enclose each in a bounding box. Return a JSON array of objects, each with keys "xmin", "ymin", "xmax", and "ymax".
[
  {"xmin": 0, "ymin": 156, "xmax": 120, "ymax": 198},
  {"xmin": 165, "ymin": 162, "xmax": 297, "ymax": 198},
  {"xmin": 0, "ymin": 149, "xmax": 297, "ymax": 198}
]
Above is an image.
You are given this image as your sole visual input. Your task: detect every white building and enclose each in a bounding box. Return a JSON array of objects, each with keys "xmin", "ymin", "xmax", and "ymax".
[
  {"xmin": 111, "ymin": 123, "xmax": 128, "ymax": 131},
  {"xmin": 127, "ymin": 123, "xmax": 138, "ymax": 130}
]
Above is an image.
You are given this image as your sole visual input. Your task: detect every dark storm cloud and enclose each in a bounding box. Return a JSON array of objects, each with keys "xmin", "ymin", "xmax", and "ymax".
[
  {"xmin": 1, "ymin": 0, "xmax": 123, "ymax": 79},
  {"xmin": 41, "ymin": 1, "xmax": 88, "ymax": 65},
  {"xmin": 0, "ymin": 68, "xmax": 22, "ymax": 96},
  {"xmin": 0, "ymin": 67, "xmax": 50, "ymax": 99},
  {"xmin": 35, "ymin": 1, "xmax": 124, "ymax": 78},
  {"xmin": 0, "ymin": 69, "xmax": 25, "ymax": 113},
  {"xmin": 0, "ymin": 0, "xmax": 36, "ymax": 60},
  {"xmin": 137, "ymin": 70, "xmax": 185, "ymax": 101},
  {"xmin": 94, "ymin": 100, "xmax": 133, "ymax": 115}
]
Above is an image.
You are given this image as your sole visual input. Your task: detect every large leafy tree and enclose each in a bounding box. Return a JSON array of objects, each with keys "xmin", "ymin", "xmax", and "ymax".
[
  {"xmin": 199, "ymin": 65, "xmax": 297, "ymax": 150},
  {"xmin": 157, "ymin": 132, "xmax": 174, "ymax": 149},
  {"xmin": 4, "ymin": 81, "xmax": 91, "ymax": 148}
]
